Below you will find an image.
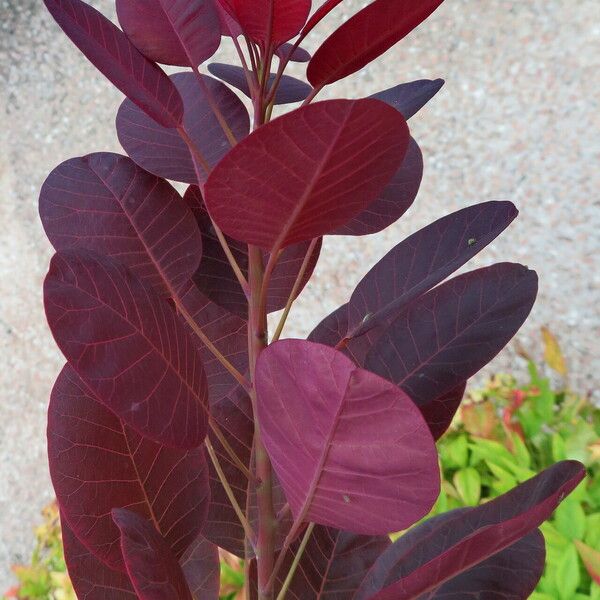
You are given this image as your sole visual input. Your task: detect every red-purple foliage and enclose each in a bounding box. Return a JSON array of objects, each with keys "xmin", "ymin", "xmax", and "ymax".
[{"xmin": 39, "ymin": 1, "xmax": 583, "ymax": 598}]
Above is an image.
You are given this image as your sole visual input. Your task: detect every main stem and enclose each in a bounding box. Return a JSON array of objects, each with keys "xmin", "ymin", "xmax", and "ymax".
[{"xmin": 248, "ymin": 245, "xmax": 276, "ymax": 600}]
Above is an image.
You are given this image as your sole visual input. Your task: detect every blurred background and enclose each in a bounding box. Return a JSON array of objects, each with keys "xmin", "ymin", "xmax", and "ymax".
[{"xmin": 0, "ymin": 0, "xmax": 598, "ymax": 591}]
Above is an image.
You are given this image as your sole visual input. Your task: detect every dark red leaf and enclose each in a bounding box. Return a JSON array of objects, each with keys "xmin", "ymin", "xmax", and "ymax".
[
  {"xmin": 112, "ymin": 509, "xmax": 193, "ymax": 600},
  {"xmin": 347, "ymin": 201, "xmax": 519, "ymax": 338},
  {"xmin": 331, "ymin": 137, "xmax": 422, "ymax": 236},
  {"xmin": 180, "ymin": 535, "xmax": 221, "ymax": 600},
  {"xmin": 418, "ymin": 529, "xmax": 545, "ymax": 599},
  {"xmin": 275, "ymin": 42, "xmax": 311, "ymax": 62},
  {"xmin": 370, "ymin": 79, "xmax": 445, "ymax": 120},
  {"xmin": 208, "ymin": 63, "xmax": 312, "ymax": 104},
  {"xmin": 39, "ymin": 152, "xmax": 202, "ymax": 299},
  {"xmin": 256, "ymin": 340, "xmax": 439, "ymax": 535},
  {"xmin": 308, "ymin": 303, "xmax": 349, "ymax": 347},
  {"xmin": 365, "ymin": 263, "xmax": 538, "ymax": 411},
  {"xmin": 231, "ymin": 0, "xmax": 311, "ymax": 45},
  {"xmin": 205, "ymin": 99, "xmax": 409, "ymax": 251},
  {"xmin": 354, "ymin": 461, "xmax": 584, "ymax": 599},
  {"xmin": 216, "ymin": 1, "xmax": 242, "ymax": 37},
  {"xmin": 43, "ymin": 0, "xmax": 183, "ymax": 128},
  {"xmin": 308, "ymin": 0, "xmax": 445, "ymax": 87},
  {"xmin": 185, "ymin": 185, "xmax": 321, "ymax": 317},
  {"xmin": 301, "ymin": 0, "xmax": 346, "ymax": 37},
  {"xmin": 44, "ymin": 250, "xmax": 208, "ymax": 449},
  {"xmin": 117, "ymin": 72, "xmax": 250, "ymax": 185},
  {"xmin": 116, "ymin": 0, "xmax": 221, "ymax": 67},
  {"xmin": 420, "ymin": 383, "xmax": 467, "ymax": 441},
  {"xmin": 49, "ymin": 365, "xmax": 210, "ymax": 571},
  {"xmin": 61, "ymin": 519, "xmax": 137, "ymax": 599}
]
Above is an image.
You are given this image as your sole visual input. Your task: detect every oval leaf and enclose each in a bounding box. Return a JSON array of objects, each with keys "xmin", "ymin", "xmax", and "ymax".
[
  {"xmin": 116, "ymin": 0, "xmax": 221, "ymax": 67},
  {"xmin": 355, "ymin": 461, "xmax": 584, "ymax": 599},
  {"xmin": 117, "ymin": 72, "xmax": 250, "ymax": 185},
  {"xmin": 39, "ymin": 152, "xmax": 202, "ymax": 298},
  {"xmin": 180, "ymin": 535, "xmax": 221, "ymax": 599},
  {"xmin": 205, "ymin": 99, "xmax": 410, "ymax": 251},
  {"xmin": 255, "ymin": 340, "xmax": 440, "ymax": 535},
  {"xmin": 112, "ymin": 509, "xmax": 193, "ymax": 600},
  {"xmin": 208, "ymin": 63, "xmax": 312, "ymax": 104},
  {"xmin": 44, "ymin": 250, "xmax": 209, "ymax": 448},
  {"xmin": 275, "ymin": 42, "xmax": 311, "ymax": 63},
  {"xmin": 43, "ymin": 0, "xmax": 183, "ymax": 127},
  {"xmin": 370, "ymin": 79, "xmax": 445, "ymax": 120},
  {"xmin": 49, "ymin": 365, "xmax": 210, "ymax": 571},
  {"xmin": 308, "ymin": 0, "xmax": 445, "ymax": 87}
]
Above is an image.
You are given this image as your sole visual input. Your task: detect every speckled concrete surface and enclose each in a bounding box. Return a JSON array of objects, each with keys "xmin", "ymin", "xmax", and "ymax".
[{"xmin": 0, "ymin": 0, "xmax": 598, "ymax": 587}]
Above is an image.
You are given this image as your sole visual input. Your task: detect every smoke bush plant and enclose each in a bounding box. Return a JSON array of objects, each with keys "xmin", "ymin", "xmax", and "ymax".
[{"xmin": 39, "ymin": 0, "xmax": 585, "ymax": 598}]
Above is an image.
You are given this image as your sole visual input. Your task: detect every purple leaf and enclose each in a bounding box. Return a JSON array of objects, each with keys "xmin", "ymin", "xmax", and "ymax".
[
  {"xmin": 205, "ymin": 99, "xmax": 410, "ymax": 251},
  {"xmin": 185, "ymin": 185, "xmax": 321, "ymax": 317},
  {"xmin": 44, "ymin": 250, "xmax": 208, "ymax": 449},
  {"xmin": 39, "ymin": 152, "xmax": 202, "ymax": 299},
  {"xmin": 116, "ymin": 0, "xmax": 221, "ymax": 67},
  {"xmin": 365, "ymin": 263, "xmax": 538, "ymax": 411},
  {"xmin": 347, "ymin": 201, "xmax": 519, "ymax": 338},
  {"xmin": 61, "ymin": 519, "xmax": 137, "ymax": 599},
  {"xmin": 275, "ymin": 42, "xmax": 311, "ymax": 63},
  {"xmin": 208, "ymin": 63, "xmax": 312, "ymax": 104},
  {"xmin": 308, "ymin": 303, "xmax": 349, "ymax": 348},
  {"xmin": 180, "ymin": 535, "xmax": 221, "ymax": 600},
  {"xmin": 255, "ymin": 340, "xmax": 439, "ymax": 535},
  {"xmin": 49, "ymin": 365, "xmax": 210, "ymax": 571},
  {"xmin": 216, "ymin": 1, "xmax": 242, "ymax": 37},
  {"xmin": 370, "ymin": 79, "xmax": 445, "ymax": 120},
  {"xmin": 308, "ymin": 0, "xmax": 445, "ymax": 87},
  {"xmin": 418, "ymin": 529, "xmax": 545, "ymax": 599},
  {"xmin": 331, "ymin": 137, "xmax": 422, "ymax": 236},
  {"xmin": 355, "ymin": 461, "xmax": 584, "ymax": 599},
  {"xmin": 117, "ymin": 72, "xmax": 250, "ymax": 185},
  {"xmin": 43, "ymin": 0, "xmax": 183, "ymax": 128},
  {"xmin": 112, "ymin": 509, "xmax": 194, "ymax": 600},
  {"xmin": 420, "ymin": 383, "xmax": 467, "ymax": 441}
]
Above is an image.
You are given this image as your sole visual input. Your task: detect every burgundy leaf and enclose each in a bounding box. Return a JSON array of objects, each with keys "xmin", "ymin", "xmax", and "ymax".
[
  {"xmin": 420, "ymin": 383, "xmax": 467, "ymax": 441},
  {"xmin": 208, "ymin": 63, "xmax": 312, "ymax": 104},
  {"xmin": 185, "ymin": 185, "xmax": 321, "ymax": 317},
  {"xmin": 308, "ymin": 0, "xmax": 445, "ymax": 87},
  {"xmin": 39, "ymin": 152, "xmax": 202, "ymax": 299},
  {"xmin": 112, "ymin": 509, "xmax": 193, "ymax": 600},
  {"xmin": 205, "ymin": 99, "xmax": 409, "ymax": 251},
  {"xmin": 49, "ymin": 365, "xmax": 210, "ymax": 571},
  {"xmin": 116, "ymin": 0, "xmax": 221, "ymax": 67},
  {"xmin": 354, "ymin": 461, "xmax": 584, "ymax": 599},
  {"xmin": 275, "ymin": 42, "xmax": 311, "ymax": 63},
  {"xmin": 180, "ymin": 535, "xmax": 221, "ymax": 599},
  {"xmin": 365, "ymin": 263, "xmax": 538, "ymax": 411},
  {"xmin": 255, "ymin": 340, "xmax": 439, "ymax": 535},
  {"xmin": 117, "ymin": 72, "xmax": 250, "ymax": 185},
  {"xmin": 61, "ymin": 519, "xmax": 137, "ymax": 599},
  {"xmin": 370, "ymin": 79, "xmax": 445, "ymax": 120},
  {"xmin": 216, "ymin": 1, "xmax": 242, "ymax": 37},
  {"xmin": 308, "ymin": 303, "xmax": 349, "ymax": 347},
  {"xmin": 332, "ymin": 137, "xmax": 422, "ymax": 236},
  {"xmin": 301, "ymin": 0, "xmax": 346, "ymax": 37},
  {"xmin": 418, "ymin": 529, "xmax": 545, "ymax": 599},
  {"xmin": 347, "ymin": 201, "xmax": 519, "ymax": 338},
  {"xmin": 43, "ymin": 0, "xmax": 183, "ymax": 128},
  {"xmin": 44, "ymin": 250, "xmax": 208, "ymax": 448},
  {"xmin": 231, "ymin": 0, "xmax": 311, "ymax": 45}
]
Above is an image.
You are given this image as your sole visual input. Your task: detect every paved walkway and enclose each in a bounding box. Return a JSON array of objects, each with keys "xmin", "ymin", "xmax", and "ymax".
[{"xmin": 0, "ymin": 0, "xmax": 598, "ymax": 587}]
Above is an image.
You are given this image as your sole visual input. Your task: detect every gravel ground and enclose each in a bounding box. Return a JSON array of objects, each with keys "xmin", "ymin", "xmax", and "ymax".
[{"xmin": 1, "ymin": 0, "xmax": 598, "ymax": 588}]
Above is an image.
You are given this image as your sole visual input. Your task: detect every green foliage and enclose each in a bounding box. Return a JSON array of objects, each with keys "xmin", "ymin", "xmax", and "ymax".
[{"xmin": 433, "ymin": 331, "xmax": 600, "ymax": 598}]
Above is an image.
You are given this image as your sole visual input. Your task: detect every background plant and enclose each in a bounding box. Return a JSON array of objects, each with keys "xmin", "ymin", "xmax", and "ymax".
[{"xmin": 38, "ymin": 0, "xmax": 585, "ymax": 598}]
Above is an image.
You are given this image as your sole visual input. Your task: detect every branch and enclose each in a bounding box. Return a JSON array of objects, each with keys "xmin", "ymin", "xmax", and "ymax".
[{"xmin": 275, "ymin": 523, "xmax": 315, "ymax": 600}]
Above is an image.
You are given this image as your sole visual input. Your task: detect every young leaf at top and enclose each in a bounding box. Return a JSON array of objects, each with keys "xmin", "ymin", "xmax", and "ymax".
[
  {"xmin": 185, "ymin": 185, "xmax": 321, "ymax": 317},
  {"xmin": 301, "ymin": 0, "xmax": 346, "ymax": 37},
  {"xmin": 355, "ymin": 461, "xmax": 585, "ymax": 599},
  {"xmin": 44, "ymin": 250, "xmax": 209, "ymax": 449},
  {"xmin": 61, "ymin": 519, "xmax": 137, "ymax": 599},
  {"xmin": 44, "ymin": 0, "xmax": 183, "ymax": 128},
  {"xmin": 204, "ymin": 99, "xmax": 410, "ymax": 251},
  {"xmin": 308, "ymin": 0, "xmax": 445, "ymax": 88},
  {"xmin": 365, "ymin": 263, "xmax": 538, "ymax": 413},
  {"xmin": 180, "ymin": 535, "xmax": 221, "ymax": 599},
  {"xmin": 208, "ymin": 63, "xmax": 312, "ymax": 104},
  {"xmin": 255, "ymin": 340, "xmax": 440, "ymax": 535},
  {"xmin": 112, "ymin": 509, "xmax": 194, "ymax": 600},
  {"xmin": 117, "ymin": 72, "xmax": 250, "ymax": 185},
  {"xmin": 116, "ymin": 0, "xmax": 221, "ymax": 67},
  {"xmin": 230, "ymin": 0, "xmax": 312, "ymax": 45},
  {"xmin": 370, "ymin": 79, "xmax": 445, "ymax": 120},
  {"xmin": 39, "ymin": 152, "xmax": 202, "ymax": 299}
]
